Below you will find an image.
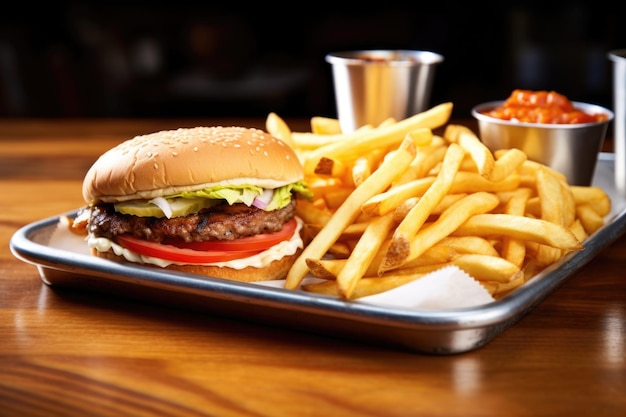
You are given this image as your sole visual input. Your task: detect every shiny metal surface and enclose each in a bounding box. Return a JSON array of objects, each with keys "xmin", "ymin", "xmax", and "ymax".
[
  {"xmin": 609, "ymin": 49, "xmax": 626, "ymax": 197},
  {"xmin": 472, "ymin": 101, "xmax": 613, "ymax": 186},
  {"xmin": 326, "ymin": 50, "xmax": 443, "ymax": 133}
]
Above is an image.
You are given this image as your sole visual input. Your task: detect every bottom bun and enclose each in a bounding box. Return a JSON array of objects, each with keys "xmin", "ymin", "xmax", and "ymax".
[{"xmin": 93, "ymin": 249, "xmax": 300, "ymax": 283}]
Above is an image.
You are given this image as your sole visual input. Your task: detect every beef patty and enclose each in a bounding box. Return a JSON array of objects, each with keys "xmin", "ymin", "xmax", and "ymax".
[{"xmin": 87, "ymin": 198, "xmax": 297, "ymax": 243}]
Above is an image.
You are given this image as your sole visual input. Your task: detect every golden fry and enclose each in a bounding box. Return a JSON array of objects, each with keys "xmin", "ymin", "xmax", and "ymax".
[
  {"xmin": 453, "ymin": 214, "xmax": 583, "ymax": 251},
  {"xmin": 301, "ymin": 103, "xmax": 452, "ymax": 175},
  {"xmin": 311, "ymin": 116, "xmax": 342, "ymax": 135},
  {"xmin": 576, "ymin": 203, "xmax": 605, "ymax": 235},
  {"xmin": 450, "ymin": 171, "xmax": 520, "ymax": 193},
  {"xmin": 436, "ymin": 236, "xmax": 500, "ymax": 257},
  {"xmin": 570, "ymin": 185, "xmax": 611, "ymax": 216},
  {"xmin": 400, "ymin": 244, "xmax": 458, "ymax": 267},
  {"xmin": 381, "ymin": 192, "xmax": 500, "ymax": 273},
  {"xmin": 352, "ymin": 148, "xmax": 386, "ymax": 187},
  {"xmin": 302, "ymin": 274, "xmax": 421, "ymax": 299},
  {"xmin": 265, "ymin": 112, "xmax": 295, "ymax": 149},
  {"xmin": 444, "ymin": 124, "xmax": 494, "ymax": 178},
  {"xmin": 362, "ymin": 177, "xmax": 435, "ymax": 217},
  {"xmin": 314, "ymin": 157, "xmax": 347, "ymax": 177},
  {"xmin": 391, "ymin": 143, "xmax": 466, "ymax": 247},
  {"xmin": 490, "ymin": 148, "xmax": 527, "ymax": 182},
  {"xmin": 499, "ymin": 188, "xmax": 532, "ymax": 267},
  {"xmin": 392, "ymin": 193, "xmax": 468, "ymax": 222},
  {"xmin": 336, "ymin": 213, "xmax": 396, "ymax": 298},
  {"xmin": 306, "ymin": 259, "xmax": 340, "ymax": 280},
  {"xmin": 452, "ymin": 254, "xmax": 521, "ymax": 283}
]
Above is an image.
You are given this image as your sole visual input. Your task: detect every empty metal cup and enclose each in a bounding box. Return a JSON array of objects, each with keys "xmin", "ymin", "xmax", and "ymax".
[{"xmin": 326, "ymin": 50, "xmax": 443, "ymax": 133}]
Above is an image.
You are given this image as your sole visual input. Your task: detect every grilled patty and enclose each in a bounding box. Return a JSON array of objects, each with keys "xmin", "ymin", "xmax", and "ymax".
[{"xmin": 87, "ymin": 198, "xmax": 297, "ymax": 243}]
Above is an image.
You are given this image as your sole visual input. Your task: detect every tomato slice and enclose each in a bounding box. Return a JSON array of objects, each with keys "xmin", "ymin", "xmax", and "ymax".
[
  {"xmin": 114, "ymin": 218, "xmax": 297, "ymax": 264},
  {"xmin": 115, "ymin": 235, "xmax": 263, "ymax": 263},
  {"xmin": 170, "ymin": 218, "xmax": 298, "ymax": 252}
]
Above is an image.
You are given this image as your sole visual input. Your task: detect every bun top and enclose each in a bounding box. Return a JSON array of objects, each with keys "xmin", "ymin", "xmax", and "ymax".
[{"xmin": 83, "ymin": 126, "xmax": 304, "ymax": 203}]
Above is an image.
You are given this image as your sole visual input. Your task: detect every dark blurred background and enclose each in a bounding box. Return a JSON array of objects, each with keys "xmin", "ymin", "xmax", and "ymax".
[{"xmin": 1, "ymin": 1, "xmax": 623, "ymax": 120}]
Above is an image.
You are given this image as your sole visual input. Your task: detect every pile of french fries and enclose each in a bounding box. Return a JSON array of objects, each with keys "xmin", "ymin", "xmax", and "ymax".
[{"xmin": 265, "ymin": 102, "xmax": 611, "ymax": 300}]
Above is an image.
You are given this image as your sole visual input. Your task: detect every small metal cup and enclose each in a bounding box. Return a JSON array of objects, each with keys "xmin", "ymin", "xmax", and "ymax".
[
  {"xmin": 608, "ymin": 49, "xmax": 626, "ymax": 196},
  {"xmin": 472, "ymin": 101, "xmax": 613, "ymax": 186},
  {"xmin": 326, "ymin": 50, "xmax": 443, "ymax": 133}
]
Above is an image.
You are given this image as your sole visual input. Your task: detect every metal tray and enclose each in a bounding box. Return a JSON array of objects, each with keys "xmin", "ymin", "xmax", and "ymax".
[{"xmin": 10, "ymin": 153, "xmax": 626, "ymax": 355}]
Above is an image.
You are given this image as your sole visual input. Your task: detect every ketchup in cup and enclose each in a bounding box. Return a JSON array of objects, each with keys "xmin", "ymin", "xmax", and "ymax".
[{"xmin": 483, "ymin": 89, "xmax": 609, "ymax": 124}]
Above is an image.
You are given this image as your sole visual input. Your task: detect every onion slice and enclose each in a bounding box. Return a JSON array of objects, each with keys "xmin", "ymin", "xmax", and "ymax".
[
  {"xmin": 252, "ymin": 189, "xmax": 273, "ymax": 209},
  {"xmin": 149, "ymin": 196, "xmax": 173, "ymax": 218}
]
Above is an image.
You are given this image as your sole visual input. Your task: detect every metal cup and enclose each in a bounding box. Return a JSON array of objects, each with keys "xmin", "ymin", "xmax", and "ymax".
[
  {"xmin": 608, "ymin": 49, "xmax": 626, "ymax": 196},
  {"xmin": 326, "ymin": 50, "xmax": 443, "ymax": 133}
]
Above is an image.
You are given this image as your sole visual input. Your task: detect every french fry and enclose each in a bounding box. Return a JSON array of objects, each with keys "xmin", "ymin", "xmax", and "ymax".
[
  {"xmin": 449, "ymin": 171, "xmax": 520, "ymax": 193},
  {"xmin": 570, "ymin": 185, "xmax": 611, "ymax": 216},
  {"xmin": 362, "ymin": 177, "xmax": 435, "ymax": 217},
  {"xmin": 306, "ymin": 258, "xmax": 340, "ymax": 280},
  {"xmin": 537, "ymin": 167, "xmax": 567, "ymax": 226},
  {"xmin": 284, "ymin": 136, "xmax": 417, "ymax": 289},
  {"xmin": 381, "ymin": 192, "xmax": 501, "ymax": 273},
  {"xmin": 535, "ymin": 168, "xmax": 573, "ymax": 266},
  {"xmin": 444, "ymin": 124, "xmax": 494, "ymax": 178},
  {"xmin": 498, "ymin": 187, "xmax": 532, "ymax": 267},
  {"xmin": 520, "ymin": 159, "xmax": 567, "ymax": 183},
  {"xmin": 265, "ymin": 112, "xmax": 295, "ymax": 149},
  {"xmin": 352, "ymin": 148, "xmax": 386, "ymax": 187},
  {"xmin": 490, "ymin": 148, "xmax": 527, "ymax": 182},
  {"xmin": 452, "ymin": 213, "xmax": 583, "ymax": 251},
  {"xmin": 436, "ymin": 236, "xmax": 500, "ymax": 257},
  {"xmin": 311, "ymin": 116, "xmax": 342, "ymax": 135},
  {"xmin": 390, "ymin": 143, "xmax": 466, "ymax": 253},
  {"xmin": 569, "ymin": 218, "xmax": 589, "ymax": 242},
  {"xmin": 576, "ymin": 203, "xmax": 605, "ymax": 235},
  {"xmin": 559, "ymin": 179, "xmax": 577, "ymax": 228},
  {"xmin": 392, "ymin": 193, "xmax": 467, "ymax": 221},
  {"xmin": 322, "ymin": 187, "xmax": 354, "ymax": 210},
  {"xmin": 301, "ymin": 102, "xmax": 452, "ymax": 175},
  {"xmin": 336, "ymin": 212, "xmax": 396, "ymax": 298},
  {"xmin": 302, "ymin": 273, "xmax": 422, "ymax": 299},
  {"xmin": 400, "ymin": 244, "xmax": 458, "ymax": 267},
  {"xmin": 396, "ymin": 141, "xmax": 447, "ymax": 182},
  {"xmin": 489, "ymin": 273, "xmax": 526, "ymax": 297},
  {"xmin": 314, "ymin": 157, "xmax": 348, "ymax": 177},
  {"xmin": 328, "ymin": 241, "xmax": 353, "ymax": 258},
  {"xmin": 295, "ymin": 199, "xmax": 333, "ymax": 227},
  {"xmin": 451, "ymin": 254, "xmax": 520, "ymax": 283}
]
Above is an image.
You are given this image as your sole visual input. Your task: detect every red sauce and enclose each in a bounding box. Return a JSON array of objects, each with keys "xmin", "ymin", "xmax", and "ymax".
[{"xmin": 483, "ymin": 89, "xmax": 609, "ymax": 124}]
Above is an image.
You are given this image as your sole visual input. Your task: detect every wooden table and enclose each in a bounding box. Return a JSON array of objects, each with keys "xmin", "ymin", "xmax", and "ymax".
[{"xmin": 1, "ymin": 118, "xmax": 625, "ymax": 417}]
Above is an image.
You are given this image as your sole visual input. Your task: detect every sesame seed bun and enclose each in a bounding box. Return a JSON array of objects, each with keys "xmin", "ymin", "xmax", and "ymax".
[{"xmin": 83, "ymin": 126, "xmax": 304, "ymax": 204}]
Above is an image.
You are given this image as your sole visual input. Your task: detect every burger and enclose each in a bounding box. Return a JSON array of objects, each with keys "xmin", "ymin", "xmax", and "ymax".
[{"xmin": 72, "ymin": 126, "xmax": 312, "ymax": 282}]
